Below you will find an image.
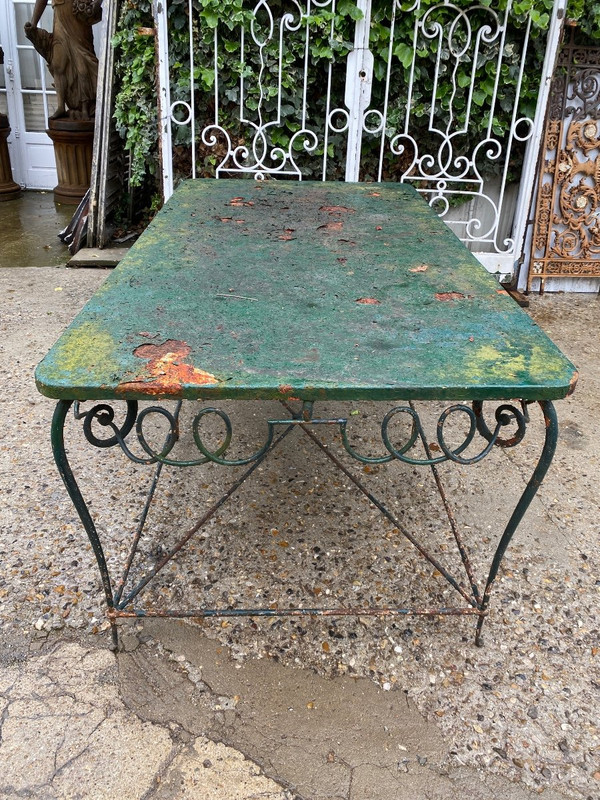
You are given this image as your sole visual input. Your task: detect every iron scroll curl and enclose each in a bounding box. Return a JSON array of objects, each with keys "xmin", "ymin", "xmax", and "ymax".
[
  {"xmin": 75, "ymin": 400, "xmax": 528, "ymax": 469},
  {"xmin": 341, "ymin": 402, "xmax": 528, "ymax": 466}
]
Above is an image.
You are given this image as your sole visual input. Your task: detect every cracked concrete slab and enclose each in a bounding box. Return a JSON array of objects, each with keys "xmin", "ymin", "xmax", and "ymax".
[
  {"xmin": 118, "ymin": 621, "xmax": 569, "ymax": 800},
  {"xmin": 0, "ymin": 641, "xmax": 289, "ymax": 800}
]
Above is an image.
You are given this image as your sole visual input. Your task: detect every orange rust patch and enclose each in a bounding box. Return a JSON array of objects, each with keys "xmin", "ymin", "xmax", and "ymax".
[
  {"xmin": 278, "ymin": 384, "xmax": 294, "ymax": 395},
  {"xmin": 319, "ymin": 206, "xmax": 355, "ymax": 214},
  {"xmin": 318, "ymin": 221, "xmax": 343, "ymax": 231},
  {"xmin": 568, "ymin": 370, "xmax": 579, "ymax": 396},
  {"xmin": 497, "ymin": 289, "xmax": 509, "ymax": 295},
  {"xmin": 228, "ymin": 197, "xmax": 254, "ymax": 207},
  {"xmin": 435, "ymin": 292, "xmax": 466, "ymax": 301},
  {"xmin": 118, "ymin": 339, "xmax": 218, "ymax": 395},
  {"xmin": 356, "ymin": 297, "xmax": 381, "ymax": 305}
]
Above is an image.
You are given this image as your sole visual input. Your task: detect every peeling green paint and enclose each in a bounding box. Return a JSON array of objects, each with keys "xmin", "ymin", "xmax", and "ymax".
[{"xmin": 36, "ymin": 180, "xmax": 577, "ymax": 403}]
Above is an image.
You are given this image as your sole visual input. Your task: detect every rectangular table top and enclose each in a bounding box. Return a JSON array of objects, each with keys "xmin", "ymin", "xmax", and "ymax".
[{"xmin": 36, "ymin": 180, "xmax": 577, "ymax": 403}]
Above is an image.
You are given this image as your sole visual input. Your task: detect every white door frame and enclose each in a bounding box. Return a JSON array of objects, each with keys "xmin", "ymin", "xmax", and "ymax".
[{"xmin": 0, "ymin": 0, "xmax": 57, "ymax": 189}]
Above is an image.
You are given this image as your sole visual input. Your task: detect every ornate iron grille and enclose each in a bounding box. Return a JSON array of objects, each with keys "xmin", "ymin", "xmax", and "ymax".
[
  {"xmin": 154, "ymin": 0, "xmax": 566, "ymax": 281},
  {"xmin": 528, "ymin": 26, "xmax": 600, "ymax": 292}
]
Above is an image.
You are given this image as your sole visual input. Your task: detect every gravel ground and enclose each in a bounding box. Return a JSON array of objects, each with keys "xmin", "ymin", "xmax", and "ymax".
[{"xmin": 1, "ymin": 268, "xmax": 598, "ymax": 798}]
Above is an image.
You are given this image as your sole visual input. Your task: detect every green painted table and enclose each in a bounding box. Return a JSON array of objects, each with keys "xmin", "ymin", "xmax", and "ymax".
[{"xmin": 36, "ymin": 180, "xmax": 577, "ymax": 648}]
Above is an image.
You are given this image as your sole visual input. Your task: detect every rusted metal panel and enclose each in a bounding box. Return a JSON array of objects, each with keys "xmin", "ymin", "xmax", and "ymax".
[
  {"xmin": 528, "ymin": 27, "xmax": 600, "ymax": 292},
  {"xmin": 36, "ymin": 179, "xmax": 577, "ymax": 402}
]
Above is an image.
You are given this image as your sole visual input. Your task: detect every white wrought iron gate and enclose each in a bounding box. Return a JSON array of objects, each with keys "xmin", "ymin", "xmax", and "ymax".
[{"xmin": 153, "ymin": 0, "xmax": 566, "ymax": 281}]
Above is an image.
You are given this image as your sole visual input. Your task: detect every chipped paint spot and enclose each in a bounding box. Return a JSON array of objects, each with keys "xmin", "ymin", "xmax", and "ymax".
[
  {"xmin": 319, "ymin": 206, "xmax": 355, "ymax": 214},
  {"xmin": 228, "ymin": 197, "xmax": 254, "ymax": 207},
  {"xmin": 356, "ymin": 297, "xmax": 381, "ymax": 305},
  {"xmin": 410, "ymin": 264, "xmax": 429, "ymax": 273},
  {"xmin": 568, "ymin": 370, "xmax": 579, "ymax": 396},
  {"xmin": 435, "ymin": 292, "xmax": 466, "ymax": 301},
  {"xmin": 318, "ymin": 221, "xmax": 343, "ymax": 231},
  {"xmin": 117, "ymin": 339, "xmax": 218, "ymax": 395}
]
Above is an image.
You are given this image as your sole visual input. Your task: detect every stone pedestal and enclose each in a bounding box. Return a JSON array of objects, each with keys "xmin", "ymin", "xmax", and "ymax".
[
  {"xmin": 47, "ymin": 118, "xmax": 94, "ymax": 204},
  {"xmin": 0, "ymin": 115, "xmax": 21, "ymax": 201}
]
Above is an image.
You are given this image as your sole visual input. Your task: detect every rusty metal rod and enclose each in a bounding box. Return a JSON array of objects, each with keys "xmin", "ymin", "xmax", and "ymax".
[
  {"xmin": 117, "ymin": 422, "xmax": 296, "ymax": 609},
  {"xmin": 409, "ymin": 400, "xmax": 480, "ymax": 602},
  {"xmin": 281, "ymin": 403, "xmax": 479, "ymax": 609},
  {"xmin": 114, "ymin": 401, "xmax": 183, "ymax": 605},
  {"xmin": 110, "ymin": 605, "xmax": 487, "ymax": 619}
]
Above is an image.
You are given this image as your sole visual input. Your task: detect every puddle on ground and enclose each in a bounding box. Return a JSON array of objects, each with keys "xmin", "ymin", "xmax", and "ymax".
[{"xmin": 0, "ymin": 191, "xmax": 73, "ymax": 268}]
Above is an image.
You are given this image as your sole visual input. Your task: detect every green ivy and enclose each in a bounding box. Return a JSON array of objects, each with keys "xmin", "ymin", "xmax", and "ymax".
[{"xmin": 112, "ymin": 0, "xmax": 600, "ymax": 196}]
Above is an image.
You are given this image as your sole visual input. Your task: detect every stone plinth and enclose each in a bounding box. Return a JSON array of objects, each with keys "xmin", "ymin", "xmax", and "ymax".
[
  {"xmin": 47, "ymin": 118, "xmax": 94, "ymax": 204},
  {"xmin": 0, "ymin": 115, "xmax": 21, "ymax": 201}
]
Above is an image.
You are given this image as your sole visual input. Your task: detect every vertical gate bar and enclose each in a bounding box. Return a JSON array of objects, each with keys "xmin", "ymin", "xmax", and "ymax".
[
  {"xmin": 515, "ymin": 0, "xmax": 566, "ymax": 290},
  {"xmin": 322, "ymin": 3, "xmax": 336, "ymax": 180},
  {"xmin": 492, "ymin": 10, "xmax": 532, "ymax": 254},
  {"xmin": 188, "ymin": 0, "xmax": 196, "ymax": 180},
  {"xmin": 344, "ymin": 0, "xmax": 373, "ymax": 182},
  {"xmin": 153, "ymin": 0, "xmax": 174, "ymax": 201},
  {"xmin": 377, "ymin": 0, "xmax": 398, "ymax": 182}
]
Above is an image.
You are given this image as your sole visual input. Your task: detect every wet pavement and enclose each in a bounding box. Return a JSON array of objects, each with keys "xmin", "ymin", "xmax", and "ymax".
[{"xmin": 0, "ymin": 191, "xmax": 72, "ymax": 269}]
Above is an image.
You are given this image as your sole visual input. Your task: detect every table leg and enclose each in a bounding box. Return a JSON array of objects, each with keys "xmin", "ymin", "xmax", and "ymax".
[
  {"xmin": 51, "ymin": 399, "xmax": 119, "ymax": 649},
  {"xmin": 48, "ymin": 398, "xmax": 559, "ymax": 649},
  {"xmin": 475, "ymin": 400, "xmax": 558, "ymax": 645}
]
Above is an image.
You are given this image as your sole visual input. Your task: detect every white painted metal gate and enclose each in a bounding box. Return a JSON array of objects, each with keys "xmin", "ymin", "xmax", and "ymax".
[{"xmin": 153, "ymin": 0, "xmax": 566, "ymax": 281}]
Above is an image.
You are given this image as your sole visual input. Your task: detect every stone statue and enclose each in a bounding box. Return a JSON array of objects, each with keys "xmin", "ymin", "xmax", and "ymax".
[{"xmin": 24, "ymin": 0, "xmax": 102, "ymax": 120}]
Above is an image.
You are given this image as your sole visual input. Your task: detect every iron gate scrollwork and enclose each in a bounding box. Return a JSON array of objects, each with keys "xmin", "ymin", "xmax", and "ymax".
[{"xmin": 154, "ymin": 0, "xmax": 566, "ymax": 281}]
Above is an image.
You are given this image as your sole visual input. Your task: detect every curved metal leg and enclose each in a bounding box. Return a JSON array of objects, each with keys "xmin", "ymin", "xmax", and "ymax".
[
  {"xmin": 51, "ymin": 400, "xmax": 118, "ymax": 649},
  {"xmin": 475, "ymin": 400, "xmax": 558, "ymax": 646}
]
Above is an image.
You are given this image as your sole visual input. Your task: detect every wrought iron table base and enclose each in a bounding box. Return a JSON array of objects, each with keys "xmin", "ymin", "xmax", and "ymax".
[{"xmin": 50, "ymin": 398, "xmax": 558, "ymax": 651}]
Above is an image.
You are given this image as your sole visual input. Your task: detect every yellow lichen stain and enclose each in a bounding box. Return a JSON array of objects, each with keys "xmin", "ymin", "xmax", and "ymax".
[
  {"xmin": 50, "ymin": 320, "xmax": 118, "ymax": 376},
  {"xmin": 466, "ymin": 342, "xmax": 568, "ymax": 385}
]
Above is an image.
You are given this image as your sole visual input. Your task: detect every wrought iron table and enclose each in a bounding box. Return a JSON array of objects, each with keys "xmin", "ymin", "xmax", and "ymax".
[{"xmin": 36, "ymin": 179, "xmax": 577, "ymax": 649}]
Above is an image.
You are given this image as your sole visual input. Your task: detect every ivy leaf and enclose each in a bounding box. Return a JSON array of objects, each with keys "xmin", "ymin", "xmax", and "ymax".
[
  {"xmin": 337, "ymin": 0, "xmax": 364, "ymax": 21},
  {"xmin": 472, "ymin": 89, "xmax": 487, "ymax": 107},
  {"xmin": 200, "ymin": 9, "xmax": 219, "ymax": 28},
  {"xmin": 394, "ymin": 42, "xmax": 414, "ymax": 69}
]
